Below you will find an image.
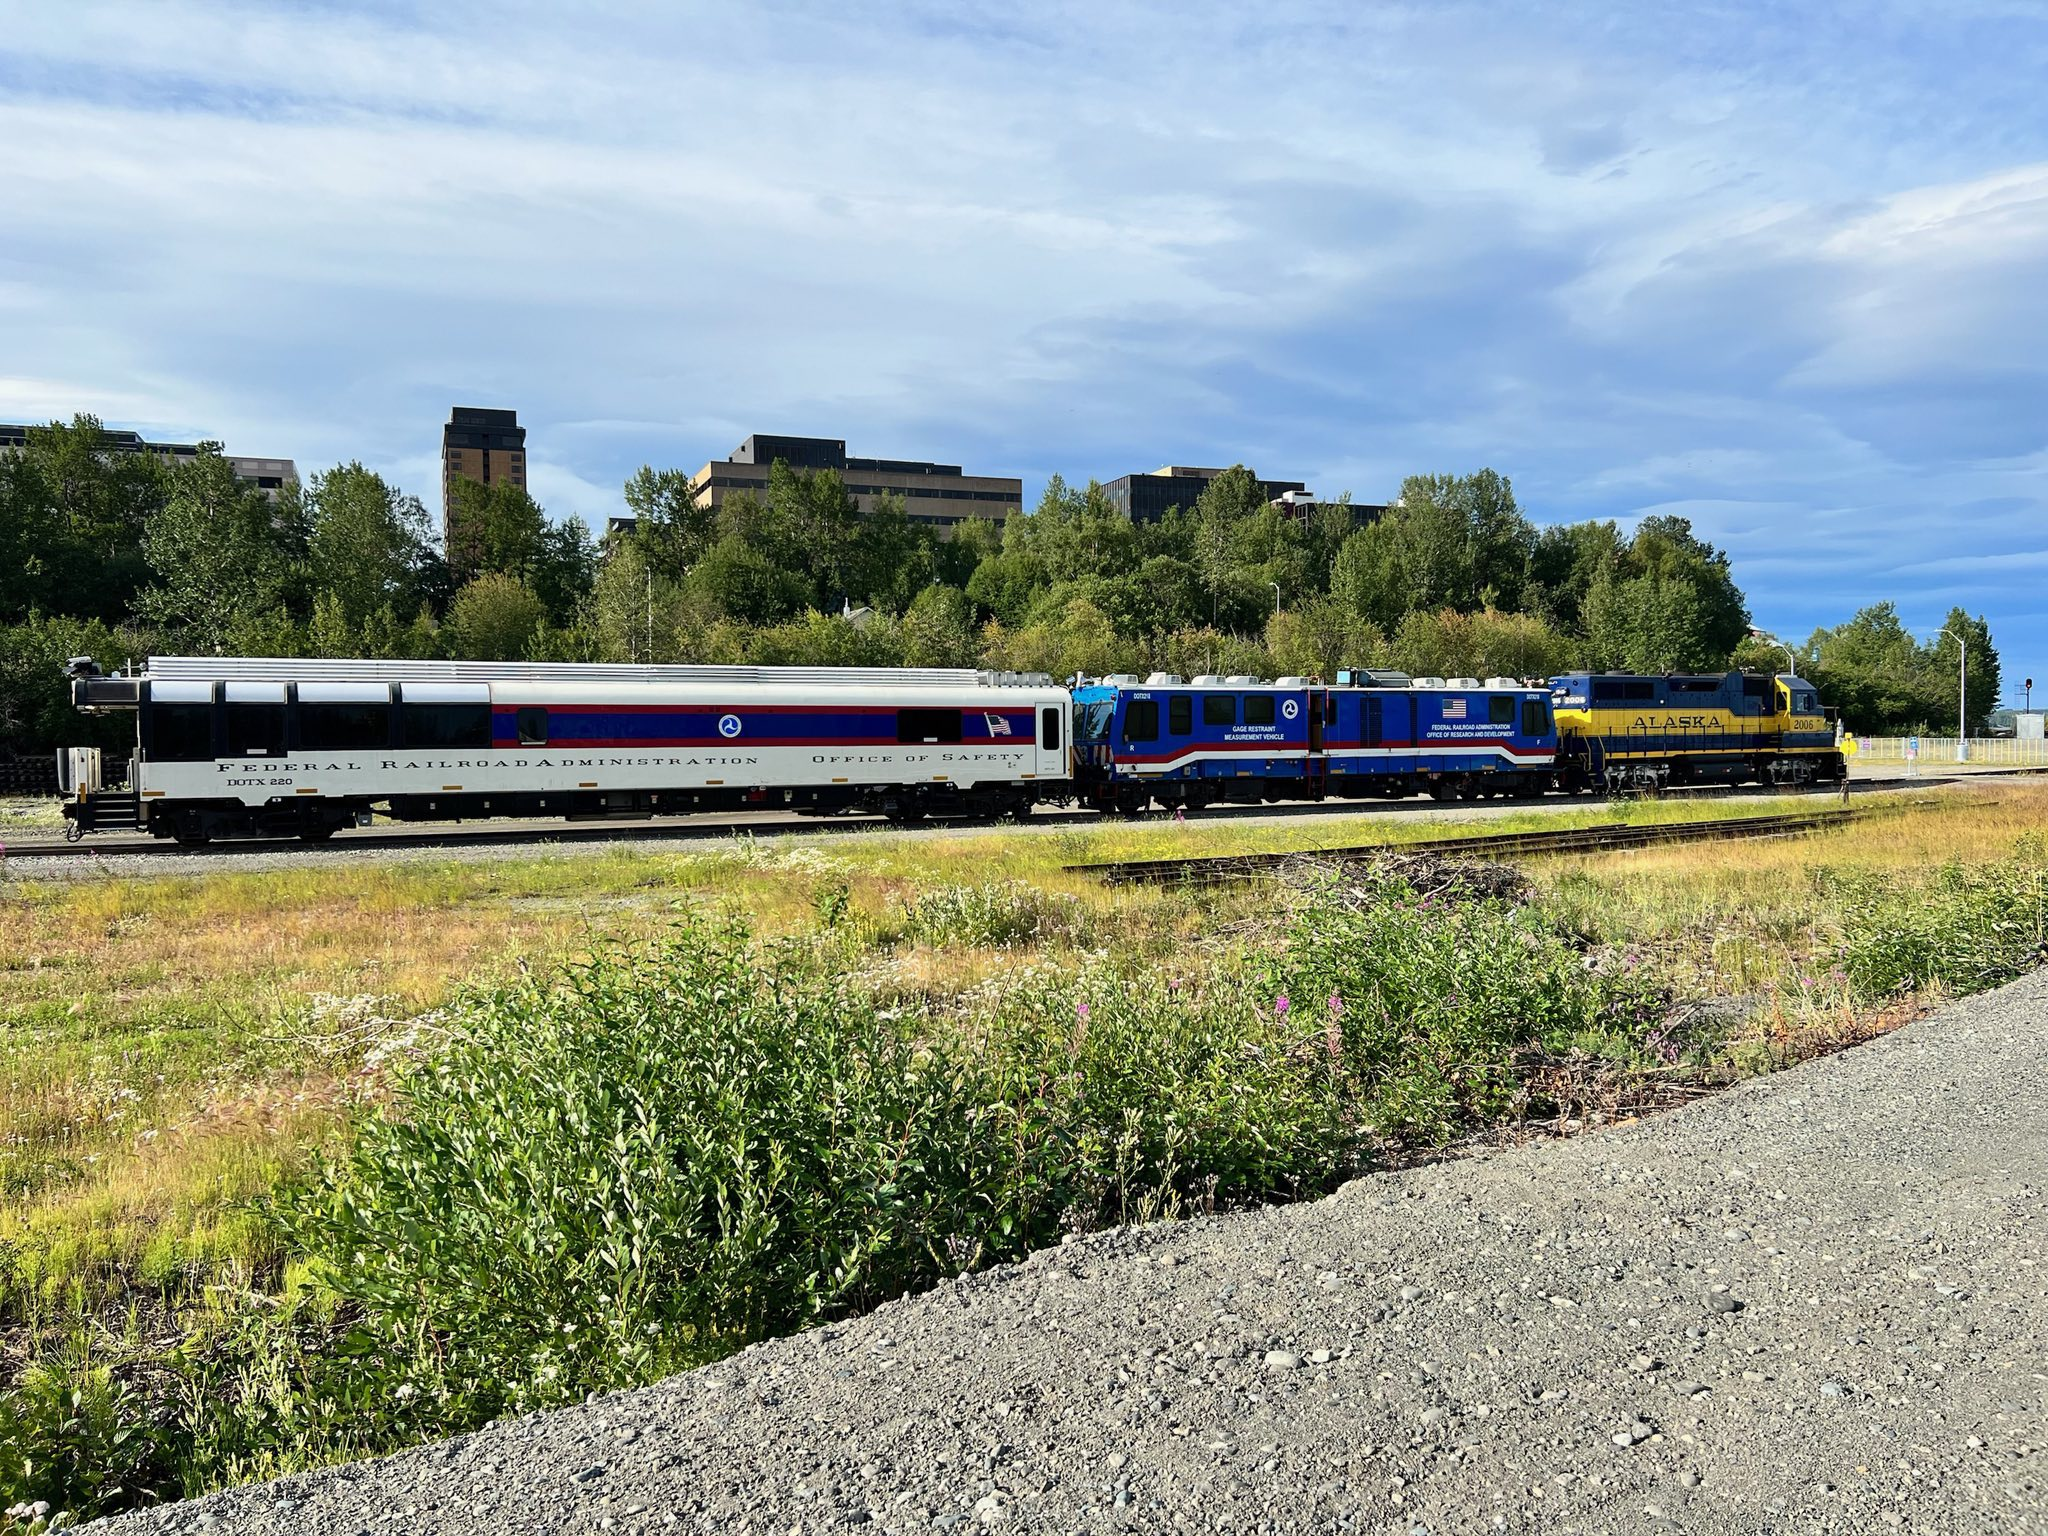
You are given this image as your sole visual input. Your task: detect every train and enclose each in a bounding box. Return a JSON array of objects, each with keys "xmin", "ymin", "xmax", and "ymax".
[{"xmin": 53, "ymin": 656, "xmax": 1844, "ymax": 844}]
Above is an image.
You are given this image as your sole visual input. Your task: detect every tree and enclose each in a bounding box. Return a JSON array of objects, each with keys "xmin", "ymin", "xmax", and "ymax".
[
  {"xmin": 1802, "ymin": 603, "xmax": 1942, "ymax": 732},
  {"xmin": 446, "ymin": 573, "xmax": 547, "ymax": 660},
  {"xmin": 138, "ymin": 448, "xmax": 300, "ymax": 650},
  {"xmin": 687, "ymin": 533, "xmax": 812, "ymax": 624},
  {"xmin": 622, "ymin": 465, "xmax": 718, "ymax": 580},
  {"xmin": 445, "ymin": 478, "xmax": 595, "ymax": 622},
  {"xmin": 305, "ymin": 462, "xmax": 432, "ymax": 626},
  {"xmin": 1265, "ymin": 595, "xmax": 1384, "ymax": 679},
  {"xmin": 1577, "ymin": 516, "xmax": 1748, "ymax": 671},
  {"xmin": 902, "ymin": 584, "xmax": 979, "ymax": 667},
  {"xmin": 0, "ymin": 416, "xmax": 166, "ymax": 623},
  {"xmin": 1928, "ymin": 608, "xmax": 2000, "ymax": 733}
]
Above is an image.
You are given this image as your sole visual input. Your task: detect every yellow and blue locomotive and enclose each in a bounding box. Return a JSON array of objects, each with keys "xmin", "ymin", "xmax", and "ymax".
[{"xmin": 1548, "ymin": 671, "xmax": 1842, "ymax": 792}]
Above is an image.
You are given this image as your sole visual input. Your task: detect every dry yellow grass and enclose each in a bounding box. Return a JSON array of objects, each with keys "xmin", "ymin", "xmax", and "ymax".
[{"xmin": 5, "ymin": 782, "xmax": 2044, "ymax": 1318}]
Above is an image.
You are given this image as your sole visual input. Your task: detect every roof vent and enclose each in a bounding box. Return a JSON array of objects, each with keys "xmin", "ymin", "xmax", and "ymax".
[
  {"xmin": 1103, "ymin": 673, "xmax": 1143, "ymax": 686},
  {"xmin": 1448, "ymin": 677, "xmax": 1482, "ymax": 689},
  {"xmin": 1191, "ymin": 674, "xmax": 1226, "ymax": 686},
  {"xmin": 1274, "ymin": 675, "xmax": 1309, "ymax": 688},
  {"xmin": 1223, "ymin": 675, "xmax": 1260, "ymax": 686},
  {"xmin": 1145, "ymin": 672, "xmax": 1183, "ymax": 686},
  {"xmin": 1484, "ymin": 676, "xmax": 1520, "ymax": 690},
  {"xmin": 1412, "ymin": 676, "xmax": 1448, "ymax": 689}
]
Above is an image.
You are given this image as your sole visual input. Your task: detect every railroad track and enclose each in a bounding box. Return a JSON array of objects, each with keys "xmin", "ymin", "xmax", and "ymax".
[
  {"xmin": 0, "ymin": 775, "xmax": 1940, "ymax": 864},
  {"xmin": 1067, "ymin": 807, "xmax": 1867, "ymax": 886}
]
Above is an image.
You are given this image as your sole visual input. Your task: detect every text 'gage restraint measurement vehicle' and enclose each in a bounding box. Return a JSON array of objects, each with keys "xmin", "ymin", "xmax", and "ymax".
[{"xmin": 1070, "ymin": 670, "xmax": 1560, "ymax": 816}]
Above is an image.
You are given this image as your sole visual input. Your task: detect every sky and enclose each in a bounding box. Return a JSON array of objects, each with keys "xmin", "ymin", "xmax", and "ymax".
[{"xmin": 4, "ymin": 1, "xmax": 2048, "ymax": 694}]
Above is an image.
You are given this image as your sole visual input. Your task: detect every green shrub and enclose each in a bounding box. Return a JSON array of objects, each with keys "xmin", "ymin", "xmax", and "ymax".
[
  {"xmin": 1263, "ymin": 870, "xmax": 1661, "ymax": 1138},
  {"xmin": 0, "ymin": 1334, "xmax": 175, "ymax": 1527},
  {"xmin": 899, "ymin": 881, "xmax": 1082, "ymax": 948},
  {"xmin": 272, "ymin": 916, "xmax": 1359, "ymax": 1432},
  {"xmin": 1834, "ymin": 841, "xmax": 2048, "ymax": 1001}
]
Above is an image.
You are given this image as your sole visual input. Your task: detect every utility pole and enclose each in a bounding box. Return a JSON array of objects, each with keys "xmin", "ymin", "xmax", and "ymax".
[{"xmin": 1270, "ymin": 581, "xmax": 1282, "ymax": 618}]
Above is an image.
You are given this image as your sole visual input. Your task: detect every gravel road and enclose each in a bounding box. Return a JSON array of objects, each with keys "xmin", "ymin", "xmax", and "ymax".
[{"xmin": 94, "ymin": 971, "xmax": 2046, "ymax": 1536}]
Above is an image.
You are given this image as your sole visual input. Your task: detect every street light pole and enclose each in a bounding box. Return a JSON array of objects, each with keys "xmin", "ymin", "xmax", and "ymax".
[
  {"xmin": 1746, "ymin": 625, "xmax": 1795, "ymax": 678},
  {"xmin": 1939, "ymin": 625, "xmax": 1969, "ymax": 763},
  {"xmin": 1270, "ymin": 582, "xmax": 1282, "ymax": 618}
]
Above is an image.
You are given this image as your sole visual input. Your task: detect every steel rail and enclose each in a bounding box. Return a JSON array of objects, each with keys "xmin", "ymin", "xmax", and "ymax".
[{"xmin": 1067, "ymin": 808, "xmax": 1867, "ymax": 886}]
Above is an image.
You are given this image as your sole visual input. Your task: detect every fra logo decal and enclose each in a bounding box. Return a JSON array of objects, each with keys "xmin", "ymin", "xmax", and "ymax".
[{"xmin": 717, "ymin": 714, "xmax": 743, "ymax": 739}]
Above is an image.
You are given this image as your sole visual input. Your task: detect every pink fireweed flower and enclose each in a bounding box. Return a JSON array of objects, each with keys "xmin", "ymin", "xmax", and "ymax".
[
  {"xmin": 1076, "ymin": 1001, "xmax": 1090, "ymax": 1022},
  {"xmin": 1274, "ymin": 995, "xmax": 1290, "ymax": 1017},
  {"xmin": 1327, "ymin": 994, "xmax": 1344, "ymax": 1017}
]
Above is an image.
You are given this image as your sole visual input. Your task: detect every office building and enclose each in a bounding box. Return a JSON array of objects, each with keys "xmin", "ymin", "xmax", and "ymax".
[
  {"xmin": 0, "ymin": 423, "xmax": 298, "ymax": 499},
  {"xmin": 678, "ymin": 434, "xmax": 1021, "ymax": 531},
  {"xmin": 441, "ymin": 406, "xmax": 527, "ymax": 543},
  {"xmin": 1100, "ymin": 465, "xmax": 1310, "ymax": 523}
]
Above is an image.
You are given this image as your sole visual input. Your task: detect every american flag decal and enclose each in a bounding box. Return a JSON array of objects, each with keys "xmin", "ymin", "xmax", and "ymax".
[
  {"xmin": 984, "ymin": 712, "xmax": 1013, "ymax": 736},
  {"xmin": 1444, "ymin": 698, "xmax": 1467, "ymax": 719}
]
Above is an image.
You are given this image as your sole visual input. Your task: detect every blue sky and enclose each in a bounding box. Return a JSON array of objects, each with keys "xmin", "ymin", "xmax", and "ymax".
[{"xmin": 5, "ymin": 1, "xmax": 2048, "ymax": 692}]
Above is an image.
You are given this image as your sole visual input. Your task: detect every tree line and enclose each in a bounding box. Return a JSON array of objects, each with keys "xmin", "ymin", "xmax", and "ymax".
[{"xmin": 0, "ymin": 415, "xmax": 2003, "ymax": 756}]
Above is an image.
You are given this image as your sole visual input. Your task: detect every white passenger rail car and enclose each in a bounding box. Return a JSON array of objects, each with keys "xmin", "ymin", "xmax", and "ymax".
[{"xmin": 59, "ymin": 657, "xmax": 1070, "ymax": 844}]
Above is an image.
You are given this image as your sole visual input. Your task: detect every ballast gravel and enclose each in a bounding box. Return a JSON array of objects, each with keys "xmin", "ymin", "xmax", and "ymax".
[{"xmin": 91, "ymin": 970, "xmax": 2048, "ymax": 1535}]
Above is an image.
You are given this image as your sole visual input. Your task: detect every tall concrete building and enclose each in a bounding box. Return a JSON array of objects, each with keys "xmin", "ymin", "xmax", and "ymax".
[
  {"xmin": 441, "ymin": 406, "xmax": 527, "ymax": 543},
  {"xmin": 0, "ymin": 423, "xmax": 297, "ymax": 499},
  {"xmin": 681, "ymin": 434, "xmax": 1021, "ymax": 531}
]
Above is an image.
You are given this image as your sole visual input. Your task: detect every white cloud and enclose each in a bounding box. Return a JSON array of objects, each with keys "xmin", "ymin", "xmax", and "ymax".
[{"xmin": 4, "ymin": 0, "xmax": 2048, "ymax": 681}]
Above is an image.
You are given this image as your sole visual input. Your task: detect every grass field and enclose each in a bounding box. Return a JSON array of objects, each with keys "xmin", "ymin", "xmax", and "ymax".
[{"xmin": 2, "ymin": 781, "xmax": 2044, "ymax": 1523}]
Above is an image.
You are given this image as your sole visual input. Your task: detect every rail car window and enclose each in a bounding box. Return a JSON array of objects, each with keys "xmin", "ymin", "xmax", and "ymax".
[
  {"xmin": 1522, "ymin": 699, "xmax": 1549, "ymax": 737},
  {"xmin": 1076, "ymin": 701, "xmax": 1114, "ymax": 739},
  {"xmin": 402, "ymin": 702, "xmax": 491, "ymax": 749},
  {"xmin": 1040, "ymin": 707, "xmax": 1061, "ymax": 751},
  {"xmin": 1488, "ymin": 695, "xmax": 1515, "ymax": 725},
  {"xmin": 1168, "ymin": 695, "xmax": 1192, "ymax": 734},
  {"xmin": 1363, "ymin": 696, "xmax": 1384, "ymax": 747},
  {"xmin": 1591, "ymin": 679, "xmax": 1657, "ymax": 704},
  {"xmin": 225, "ymin": 703, "xmax": 285, "ymax": 757},
  {"xmin": 299, "ymin": 702, "xmax": 390, "ymax": 752},
  {"xmin": 896, "ymin": 707, "xmax": 962, "ymax": 745},
  {"xmin": 1244, "ymin": 695, "xmax": 1276, "ymax": 727},
  {"xmin": 148, "ymin": 702, "xmax": 215, "ymax": 762},
  {"xmin": 1122, "ymin": 699, "xmax": 1159, "ymax": 743},
  {"xmin": 1202, "ymin": 693, "xmax": 1235, "ymax": 727},
  {"xmin": 515, "ymin": 707, "xmax": 549, "ymax": 746},
  {"xmin": 1792, "ymin": 689, "xmax": 1819, "ymax": 713}
]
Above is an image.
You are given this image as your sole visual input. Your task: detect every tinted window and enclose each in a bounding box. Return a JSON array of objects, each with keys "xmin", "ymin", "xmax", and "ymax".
[
  {"xmin": 1168, "ymin": 695, "xmax": 1192, "ymax": 734},
  {"xmin": 1522, "ymin": 699, "xmax": 1549, "ymax": 737},
  {"xmin": 402, "ymin": 703, "xmax": 491, "ymax": 749},
  {"xmin": 1488, "ymin": 695, "xmax": 1515, "ymax": 725},
  {"xmin": 515, "ymin": 706, "xmax": 549, "ymax": 746},
  {"xmin": 299, "ymin": 702, "xmax": 390, "ymax": 752},
  {"xmin": 1627, "ymin": 680, "xmax": 1656, "ymax": 702},
  {"xmin": 1363, "ymin": 696, "xmax": 1384, "ymax": 747},
  {"xmin": 149, "ymin": 702, "xmax": 214, "ymax": 762},
  {"xmin": 1039, "ymin": 707, "xmax": 1061, "ymax": 751},
  {"xmin": 1076, "ymin": 701, "xmax": 1114, "ymax": 739},
  {"xmin": 1202, "ymin": 693, "xmax": 1236, "ymax": 727},
  {"xmin": 1122, "ymin": 699, "xmax": 1159, "ymax": 743},
  {"xmin": 1244, "ymin": 695, "xmax": 1276, "ymax": 727},
  {"xmin": 225, "ymin": 702, "xmax": 285, "ymax": 756},
  {"xmin": 1592, "ymin": 680, "xmax": 1625, "ymax": 704},
  {"xmin": 896, "ymin": 707, "xmax": 961, "ymax": 744},
  {"xmin": 1741, "ymin": 675, "xmax": 1772, "ymax": 698}
]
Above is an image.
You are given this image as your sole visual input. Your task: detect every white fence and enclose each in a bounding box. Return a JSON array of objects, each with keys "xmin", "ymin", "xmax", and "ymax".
[{"xmin": 1852, "ymin": 735, "xmax": 2048, "ymax": 767}]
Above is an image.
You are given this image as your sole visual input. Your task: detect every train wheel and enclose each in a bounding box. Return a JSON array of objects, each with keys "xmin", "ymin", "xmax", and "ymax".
[
  {"xmin": 173, "ymin": 814, "xmax": 212, "ymax": 847},
  {"xmin": 298, "ymin": 824, "xmax": 338, "ymax": 844}
]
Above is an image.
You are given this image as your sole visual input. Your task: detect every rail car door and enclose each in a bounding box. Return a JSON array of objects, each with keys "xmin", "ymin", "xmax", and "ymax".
[{"xmin": 1306, "ymin": 689, "xmax": 1327, "ymax": 795}]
